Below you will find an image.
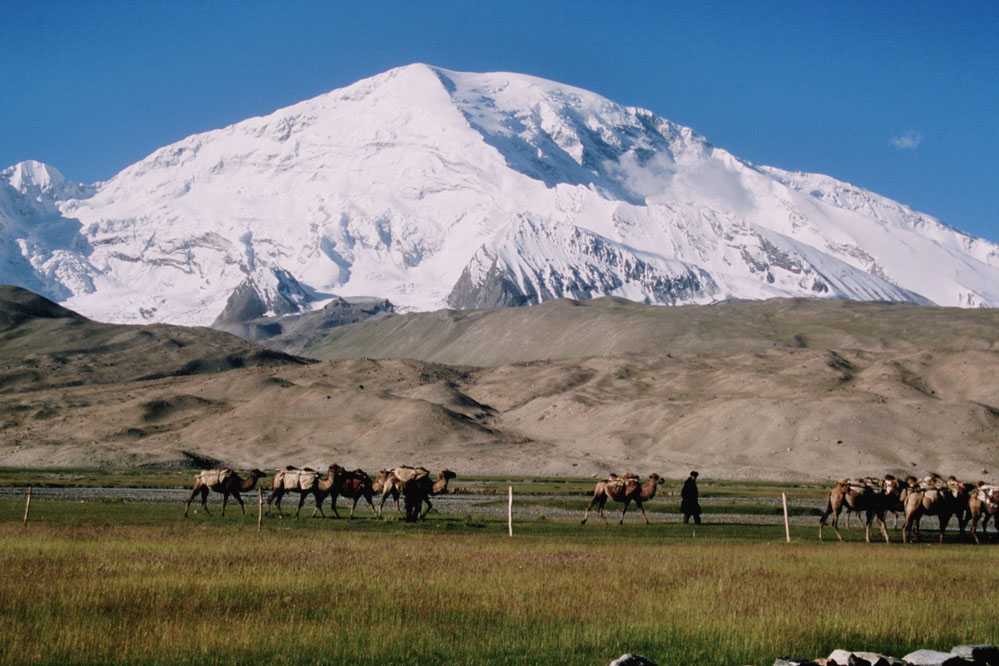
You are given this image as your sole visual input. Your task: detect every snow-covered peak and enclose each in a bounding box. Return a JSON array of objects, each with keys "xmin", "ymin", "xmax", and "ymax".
[
  {"xmin": 3, "ymin": 160, "xmax": 66, "ymax": 194},
  {"xmin": 1, "ymin": 64, "xmax": 997, "ymax": 324}
]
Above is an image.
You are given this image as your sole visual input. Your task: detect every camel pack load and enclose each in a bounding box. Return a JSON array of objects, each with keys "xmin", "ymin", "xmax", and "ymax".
[
  {"xmin": 275, "ymin": 467, "xmax": 320, "ymax": 491},
  {"xmin": 197, "ymin": 468, "xmax": 233, "ymax": 489}
]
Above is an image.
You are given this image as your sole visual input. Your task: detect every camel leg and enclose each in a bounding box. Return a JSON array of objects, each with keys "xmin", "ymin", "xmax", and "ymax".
[
  {"xmin": 876, "ymin": 512, "xmax": 890, "ymax": 544},
  {"xmin": 295, "ymin": 492, "xmax": 308, "ymax": 519},
  {"xmin": 831, "ymin": 509, "xmax": 844, "ymax": 542},
  {"xmin": 200, "ymin": 487, "xmax": 211, "ymax": 515},
  {"xmin": 185, "ymin": 486, "xmax": 202, "ymax": 517},
  {"xmin": 635, "ymin": 499, "xmax": 650, "ymax": 525},
  {"xmin": 421, "ymin": 497, "xmax": 433, "ymax": 519},
  {"xmin": 938, "ymin": 513, "xmax": 950, "ymax": 544},
  {"xmin": 581, "ymin": 495, "xmax": 599, "ymax": 525},
  {"xmin": 863, "ymin": 512, "xmax": 872, "ymax": 544},
  {"xmin": 377, "ymin": 491, "xmax": 389, "ymax": 518},
  {"xmin": 971, "ymin": 513, "xmax": 980, "ymax": 545},
  {"xmin": 311, "ymin": 490, "xmax": 325, "ymax": 519},
  {"xmin": 329, "ymin": 495, "xmax": 342, "ymax": 519},
  {"xmin": 818, "ymin": 499, "xmax": 837, "ymax": 542},
  {"xmin": 365, "ymin": 493, "xmax": 377, "ymax": 515},
  {"xmin": 349, "ymin": 496, "xmax": 360, "ymax": 520},
  {"xmin": 221, "ymin": 490, "xmax": 230, "ymax": 516},
  {"xmin": 619, "ymin": 499, "xmax": 632, "ymax": 525}
]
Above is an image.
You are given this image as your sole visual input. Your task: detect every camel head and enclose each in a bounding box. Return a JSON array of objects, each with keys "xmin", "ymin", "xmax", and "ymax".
[
  {"xmin": 882, "ymin": 475, "xmax": 901, "ymax": 497},
  {"xmin": 648, "ymin": 473, "xmax": 665, "ymax": 486},
  {"xmin": 249, "ymin": 469, "xmax": 266, "ymax": 480},
  {"xmin": 439, "ymin": 469, "xmax": 457, "ymax": 481},
  {"xmin": 905, "ymin": 475, "xmax": 919, "ymax": 488}
]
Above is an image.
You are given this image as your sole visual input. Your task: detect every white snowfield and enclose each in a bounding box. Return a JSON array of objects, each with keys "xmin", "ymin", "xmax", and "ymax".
[{"xmin": 1, "ymin": 63, "xmax": 997, "ymax": 325}]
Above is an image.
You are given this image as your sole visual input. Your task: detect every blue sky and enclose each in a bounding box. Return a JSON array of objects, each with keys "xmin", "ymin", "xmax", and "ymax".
[{"xmin": 2, "ymin": 1, "xmax": 997, "ymax": 240}]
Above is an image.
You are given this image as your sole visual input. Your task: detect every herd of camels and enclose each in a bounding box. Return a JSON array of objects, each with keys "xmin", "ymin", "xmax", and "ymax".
[
  {"xmin": 183, "ymin": 466, "xmax": 999, "ymax": 543},
  {"xmin": 184, "ymin": 465, "xmax": 456, "ymax": 522}
]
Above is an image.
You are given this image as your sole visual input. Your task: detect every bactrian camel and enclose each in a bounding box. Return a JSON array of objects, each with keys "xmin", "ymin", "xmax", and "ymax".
[
  {"xmin": 373, "ymin": 468, "xmax": 402, "ymax": 517},
  {"xmin": 967, "ymin": 483, "xmax": 999, "ymax": 544},
  {"xmin": 581, "ymin": 473, "xmax": 664, "ymax": 525},
  {"xmin": 317, "ymin": 467, "xmax": 377, "ymax": 519},
  {"xmin": 900, "ymin": 475, "xmax": 968, "ymax": 544},
  {"xmin": 267, "ymin": 465, "xmax": 337, "ymax": 518},
  {"xmin": 818, "ymin": 475, "xmax": 900, "ymax": 544},
  {"xmin": 378, "ymin": 466, "xmax": 429, "ymax": 518},
  {"xmin": 185, "ymin": 468, "xmax": 266, "ymax": 517},
  {"xmin": 401, "ymin": 469, "xmax": 457, "ymax": 522}
]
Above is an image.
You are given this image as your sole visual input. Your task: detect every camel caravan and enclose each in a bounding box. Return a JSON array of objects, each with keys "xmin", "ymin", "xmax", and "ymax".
[
  {"xmin": 183, "ymin": 464, "xmax": 999, "ymax": 544},
  {"xmin": 185, "ymin": 464, "xmax": 456, "ymax": 522},
  {"xmin": 819, "ymin": 473, "xmax": 999, "ymax": 544}
]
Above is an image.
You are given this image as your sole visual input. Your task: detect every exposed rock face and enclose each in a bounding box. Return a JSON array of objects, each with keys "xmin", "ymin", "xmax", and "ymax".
[
  {"xmin": 215, "ymin": 295, "xmax": 394, "ymax": 353},
  {"xmin": 212, "ymin": 269, "xmax": 318, "ymax": 327},
  {"xmin": 447, "ymin": 218, "xmax": 718, "ymax": 309}
]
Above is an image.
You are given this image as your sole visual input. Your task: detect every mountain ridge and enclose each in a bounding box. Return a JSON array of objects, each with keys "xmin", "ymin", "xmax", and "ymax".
[{"xmin": 2, "ymin": 63, "xmax": 997, "ymax": 325}]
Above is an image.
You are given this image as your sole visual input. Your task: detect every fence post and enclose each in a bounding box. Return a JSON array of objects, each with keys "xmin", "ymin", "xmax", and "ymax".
[
  {"xmin": 781, "ymin": 492, "xmax": 791, "ymax": 543},
  {"xmin": 507, "ymin": 485, "xmax": 513, "ymax": 537},
  {"xmin": 23, "ymin": 486, "xmax": 32, "ymax": 527},
  {"xmin": 257, "ymin": 487, "xmax": 263, "ymax": 533}
]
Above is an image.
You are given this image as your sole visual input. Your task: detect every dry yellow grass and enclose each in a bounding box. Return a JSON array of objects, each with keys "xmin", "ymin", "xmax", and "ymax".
[{"xmin": 1, "ymin": 499, "xmax": 997, "ymax": 665}]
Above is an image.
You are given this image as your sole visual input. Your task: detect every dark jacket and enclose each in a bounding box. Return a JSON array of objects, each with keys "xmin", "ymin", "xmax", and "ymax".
[{"xmin": 681, "ymin": 477, "xmax": 700, "ymax": 514}]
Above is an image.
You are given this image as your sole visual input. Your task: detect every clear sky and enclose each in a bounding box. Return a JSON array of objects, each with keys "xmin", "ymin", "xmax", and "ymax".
[{"xmin": 2, "ymin": 1, "xmax": 997, "ymax": 240}]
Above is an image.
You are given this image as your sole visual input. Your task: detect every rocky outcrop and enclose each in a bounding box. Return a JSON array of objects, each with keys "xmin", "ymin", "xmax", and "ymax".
[{"xmin": 215, "ymin": 295, "xmax": 394, "ymax": 353}]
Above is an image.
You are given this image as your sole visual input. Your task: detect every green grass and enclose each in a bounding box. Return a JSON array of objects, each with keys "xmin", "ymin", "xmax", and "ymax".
[{"xmin": 1, "ymin": 497, "xmax": 996, "ymax": 666}]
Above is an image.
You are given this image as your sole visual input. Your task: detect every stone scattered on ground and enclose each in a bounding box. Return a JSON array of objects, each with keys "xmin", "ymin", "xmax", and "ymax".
[
  {"xmin": 609, "ymin": 654, "xmax": 657, "ymax": 666},
  {"xmin": 768, "ymin": 645, "xmax": 998, "ymax": 666}
]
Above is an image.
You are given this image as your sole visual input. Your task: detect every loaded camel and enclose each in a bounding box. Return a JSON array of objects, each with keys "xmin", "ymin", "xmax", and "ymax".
[
  {"xmin": 965, "ymin": 482, "xmax": 998, "ymax": 544},
  {"xmin": 185, "ymin": 468, "xmax": 266, "ymax": 517},
  {"xmin": 378, "ymin": 466, "xmax": 430, "ymax": 518},
  {"xmin": 317, "ymin": 467, "xmax": 377, "ymax": 519},
  {"xmin": 267, "ymin": 465, "xmax": 339, "ymax": 518},
  {"xmin": 818, "ymin": 475, "xmax": 900, "ymax": 544},
  {"xmin": 401, "ymin": 469, "xmax": 457, "ymax": 522},
  {"xmin": 581, "ymin": 473, "xmax": 665, "ymax": 525},
  {"xmin": 373, "ymin": 469, "xmax": 402, "ymax": 517},
  {"xmin": 900, "ymin": 475, "xmax": 967, "ymax": 544}
]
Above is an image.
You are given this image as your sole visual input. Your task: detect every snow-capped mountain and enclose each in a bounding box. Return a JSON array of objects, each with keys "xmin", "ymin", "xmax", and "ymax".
[{"xmin": 2, "ymin": 64, "xmax": 997, "ymax": 325}]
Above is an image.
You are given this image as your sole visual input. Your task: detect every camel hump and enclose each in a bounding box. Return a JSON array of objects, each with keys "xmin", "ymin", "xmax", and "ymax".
[
  {"xmin": 392, "ymin": 466, "xmax": 430, "ymax": 483},
  {"xmin": 283, "ymin": 465, "xmax": 299, "ymax": 470}
]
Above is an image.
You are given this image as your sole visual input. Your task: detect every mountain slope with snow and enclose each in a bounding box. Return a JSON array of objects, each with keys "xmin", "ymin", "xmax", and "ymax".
[{"xmin": 2, "ymin": 64, "xmax": 997, "ymax": 324}]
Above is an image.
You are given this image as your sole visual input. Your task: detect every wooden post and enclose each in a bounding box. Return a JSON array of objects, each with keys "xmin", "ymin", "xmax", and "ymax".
[
  {"xmin": 781, "ymin": 492, "xmax": 791, "ymax": 543},
  {"xmin": 507, "ymin": 485, "xmax": 513, "ymax": 537},
  {"xmin": 257, "ymin": 487, "xmax": 263, "ymax": 533},
  {"xmin": 22, "ymin": 486, "xmax": 32, "ymax": 527}
]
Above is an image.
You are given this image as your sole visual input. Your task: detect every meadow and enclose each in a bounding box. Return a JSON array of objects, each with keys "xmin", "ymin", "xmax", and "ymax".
[{"xmin": 0, "ymin": 476, "xmax": 997, "ymax": 666}]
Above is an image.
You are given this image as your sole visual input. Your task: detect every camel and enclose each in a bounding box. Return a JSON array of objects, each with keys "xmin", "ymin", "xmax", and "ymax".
[
  {"xmin": 900, "ymin": 475, "xmax": 966, "ymax": 544},
  {"xmin": 818, "ymin": 475, "xmax": 899, "ymax": 544},
  {"xmin": 372, "ymin": 469, "xmax": 402, "ymax": 517},
  {"xmin": 377, "ymin": 466, "xmax": 429, "ymax": 517},
  {"xmin": 967, "ymin": 482, "xmax": 999, "ymax": 544},
  {"xmin": 401, "ymin": 469, "xmax": 457, "ymax": 522},
  {"xmin": 185, "ymin": 468, "xmax": 266, "ymax": 517},
  {"xmin": 267, "ymin": 465, "xmax": 338, "ymax": 518},
  {"xmin": 317, "ymin": 467, "xmax": 377, "ymax": 519},
  {"xmin": 581, "ymin": 473, "xmax": 665, "ymax": 525}
]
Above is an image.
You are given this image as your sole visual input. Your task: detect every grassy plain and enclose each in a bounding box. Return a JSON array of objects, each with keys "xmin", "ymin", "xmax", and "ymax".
[{"xmin": 1, "ymin": 489, "xmax": 997, "ymax": 666}]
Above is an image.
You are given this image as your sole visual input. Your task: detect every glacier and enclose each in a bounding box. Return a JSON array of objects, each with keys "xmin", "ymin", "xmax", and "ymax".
[{"xmin": 1, "ymin": 63, "xmax": 997, "ymax": 325}]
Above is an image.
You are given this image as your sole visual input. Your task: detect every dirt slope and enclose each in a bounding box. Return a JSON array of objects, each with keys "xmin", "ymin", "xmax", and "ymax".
[
  {"xmin": 2, "ymin": 288, "xmax": 997, "ymax": 480},
  {"xmin": 305, "ymin": 297, "xmax": 999, "ymax": 365},
  {"xmin": 0, "ymin": 286, "xmax": 308, "ymax": 393}
]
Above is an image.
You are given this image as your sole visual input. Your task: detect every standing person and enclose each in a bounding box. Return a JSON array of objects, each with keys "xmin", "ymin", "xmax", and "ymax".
[{"xmin": 681, "ymin": 471, "xmax": 701, "ymax": 524}]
